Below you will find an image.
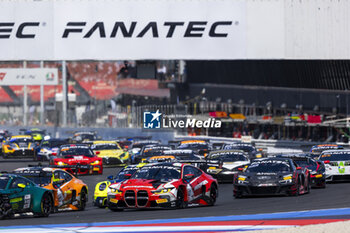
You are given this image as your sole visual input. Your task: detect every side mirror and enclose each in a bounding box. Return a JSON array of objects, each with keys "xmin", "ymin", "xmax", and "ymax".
[
  {"xmin": 95, "ymin": 151, "xmax": 100, "ymax": 155},
  {"xmin": 296, "ymin": 167, "xmax": 302, "ymax": 170},
  {"xmin": 17, "ymin": 183, "xmax": 26, "ymax": 189},
  {"xmin": 184, "ymin": 174, "xmax": 195, "ymax": 180},
  {"xmin": 124, "ymin": 174, "xmax": 132, "ymax": 179},
  {"xmin": 51, "ymin": 152, "xmax": 57, "ymax": 156},
  {"xmin": 107, "ymin": 175, "xmax": 114, "ymax": 180}
]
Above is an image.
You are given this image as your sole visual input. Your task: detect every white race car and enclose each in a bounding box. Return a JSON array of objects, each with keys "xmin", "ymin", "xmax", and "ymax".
[{"xmin": 319, "ymin": 149, "xmax": 350, "ymax": 181}]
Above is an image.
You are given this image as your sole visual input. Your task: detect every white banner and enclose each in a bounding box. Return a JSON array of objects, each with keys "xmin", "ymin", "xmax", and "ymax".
[
  {"xmin": 0, "ymin": 0, "xmax": 246, "ymax": 60},
  {"xmin": 0, "ymin": 68, "xmax": 58, "ymax": 85}
]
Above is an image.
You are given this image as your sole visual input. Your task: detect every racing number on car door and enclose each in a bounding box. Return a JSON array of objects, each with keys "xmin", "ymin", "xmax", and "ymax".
[{"xmin": 183, "ymin": 166, "xmax": 205, "ymax": 202}]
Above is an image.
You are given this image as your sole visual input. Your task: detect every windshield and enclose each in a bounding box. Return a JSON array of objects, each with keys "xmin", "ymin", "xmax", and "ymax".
[
  {"xmin": 223, "ymin": 145, "xmax": 254, "ymax": 152},
  {"xmin": 247, "ymin": 161, "xmax": 291, "ymax": 173},
  {"xmin": 208, "ymin": 152, "xmax": 248, "ymax": 162},
  {"xmin": 178, "ymin": 143, "xmax": 208, "ymax": 150},
  {"xmin": 92, "ymin": 144, "xmax": 120, "ymax": 150},
  {"xmin": 0, "ymin": 177, "xmax": 9, "ymax": 189},
  {"xmin": 24, "ymin": 175, "xmax": 51, "ymax": 186},
  {"xmin": 59, "ymin": 147, "xmax": 95, "ymax": 157},
  {"xmin": 74, "ymin": 134, "xmax": 95, "ymax": 141},
  {"xmin": 294, "ymin": 159, "xmax": 317, "ymax": 167},
  {"xmin": 117, "ymin": 168, "xmax": 138, "ymax": 179},
  {"xmin": 41, "ymin": 140, "xmax": 65, "ymax": 148},
  {"xmin": 133, "ymin": 166, "xmax": 181, "ymax": 181},
  {"xmin": 11, "ymin": 138, "xmax": 33, "ymax": 144},
  {"xmin": 319, "ymin": 153, "xmax": 350, "ymax": 161}
]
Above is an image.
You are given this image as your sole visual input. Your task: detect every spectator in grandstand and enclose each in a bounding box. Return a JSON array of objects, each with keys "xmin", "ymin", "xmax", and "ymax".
[
  {"xmin": 118, "ymin": 61, "xmax": 129, "ymax": 78},
  {"xmin": 157, "ymin": 64, "xmax": 167, "ymax": 81}
]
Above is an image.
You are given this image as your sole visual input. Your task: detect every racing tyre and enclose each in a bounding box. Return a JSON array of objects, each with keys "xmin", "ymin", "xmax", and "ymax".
[
  {"xmin": 37, "ymin": 192, "xmax": 53, "ymax": 217},
  {"xmin": 176, "ymin": 187, "xmax": 187, "ymax": 209},
  {"xmin": 208, "ymin": 184, "xmax": 217, "ymax": 206},
  {"xmin": 307, "ymin": 177, "xmax": 311, "ymax": 194},
  {"xmin": 109, "ymin": 206, "xmax": 124, "ymax": 212},
  {"xmin": 78, "ymin": 189, "xmax": 87, "ymax": 211},
  {"xmin": 292, "ymin": 178, "xmax": 301, "ymax": 196}
]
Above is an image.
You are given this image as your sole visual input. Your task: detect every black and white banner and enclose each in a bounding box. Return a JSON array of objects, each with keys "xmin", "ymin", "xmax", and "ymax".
[{"xmin": 0, "ymin": 0, "xmax": 246, "ymax": 60}]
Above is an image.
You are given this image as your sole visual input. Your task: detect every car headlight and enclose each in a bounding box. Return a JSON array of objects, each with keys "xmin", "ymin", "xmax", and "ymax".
[
  {"xmin": 99, "ymin": 183, "xmax": 107, "ymax": 191},
  {"xmin": 237, "ymin": 175, "xmax": 249, "ymax": 184},
  {"xmin": 91, "ymin": 160, "xmax": 100, "ymax": 165},
  {"xmin": 152, "ymin": 188, "xmax": 173, "ymax": 194},
  {"xmin": 57, "ymin": 161, "xmax": 66, "ymax": 166},
  {"xmin": 110, "ymin": 188, "xmax": 122, "ymax": 195},
  {"xmin": 280, "ymin": 175, "xmax": 293, "ymax": 183}
]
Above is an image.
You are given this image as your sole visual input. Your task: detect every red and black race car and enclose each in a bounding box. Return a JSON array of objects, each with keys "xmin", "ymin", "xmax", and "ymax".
[
  {"xmin": 107, "ymin": 162, "xmax": 218, "ymax": 210},
  {"xmin": 233, "ymin": 158, "xmax": 310, "ymax": 197},
  {"xmin": 49, "ymin": 144, "xmax": 103, "ymax": 175}
]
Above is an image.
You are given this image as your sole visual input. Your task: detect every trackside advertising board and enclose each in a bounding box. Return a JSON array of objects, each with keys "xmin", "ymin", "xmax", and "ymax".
[
  {"xmin": 0, "ymin": 0, "xmax": 246, "ymax": 60},
  {"xmin": 0, "ymin": 69, "xmax": 58, "ymax": 85}
]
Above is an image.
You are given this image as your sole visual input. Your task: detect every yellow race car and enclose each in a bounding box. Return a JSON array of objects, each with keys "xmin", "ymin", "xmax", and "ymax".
[
  {"xmin": 93, "ymin": 163, "xmax": 146, "ymax": 207},
  {"xmin": 91, "ymin": 141, "xmax": 130, "ymax": 165},
  {"xmin": 2, "ymin": 135, "xmax": 35, "ymax": 158}
]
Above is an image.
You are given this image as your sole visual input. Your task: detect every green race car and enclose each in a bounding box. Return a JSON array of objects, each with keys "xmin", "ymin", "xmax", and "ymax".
[{"xmin": 0, "ymin": 173, "xmax": 54, "ymax": 219}]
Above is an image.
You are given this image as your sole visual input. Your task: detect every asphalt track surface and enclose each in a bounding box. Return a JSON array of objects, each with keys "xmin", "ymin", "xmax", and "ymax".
[{"xmin": 1, "ymin": 159, "xmax": 350, "ymax": 227}]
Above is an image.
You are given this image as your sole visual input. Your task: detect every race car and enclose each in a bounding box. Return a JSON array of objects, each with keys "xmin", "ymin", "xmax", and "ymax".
[
  {"xmin": 35, "ymin": 138, "xmax": 69, "ymax": 161},
  {"xmin": 204, "ymin": 150, "xmax": 250, "ymax": 183},
  {"xmin": 0, "ymin": 130, "xmax": 10, "ymax": 156},
  {"xmin": 177, "ymin": 140, "xmax": 211, "ymax": 157},
  {"xmin": 70, "ymin": 131, "xmax": 99, "ymax": 144},
  {"xmin": 129, "ymin": 140, "xmax": 161, "ymax": 163},
  {"xmin": 310, "ymin": 144, "xmax": 344, "ymax": 159},
  {"xmin": 134, "ymin": 145, "xmax": 174, "ymax": 163},
  {"xmin": 276, "ymin": 153, "xmax": 326, "ymax": 188},
  {"xmin": 24, "ymin": 128, "xmax": 46, "ymax": 144},
  {"xmin": 319, "ymin": 149, "xmax": 350, "ymax": 181},
  {"xmin": 94, "ymin": 163, "xmax": 146, "ymax": 208},
  {"xmin": 91, "ymin": 141, "xmax": 130, "ymax": 165},
  {"xmin": 13, "ymin": 166, "xmax": 88, "ymax": 211},
  {"xmin": 233, "ymin": 158, "xmax": 310, "ymax": 197},
  {"xmin": 107, "ymin": 162, "xmax": 218, "ymax": 210},
  {"xmin": 50, "ymin": 144, "xmax": 103, "ymax": 175},
  {"xmin": 222, "ymin": 143, "xmax": 263, "ymax": 159},
  {"xmin": 2, "ymin": 135, "xmax": 35, "ymax": 158},
  {"xmin": 0, "ymin": 173, "xmax": 54, "ymax": 219}
]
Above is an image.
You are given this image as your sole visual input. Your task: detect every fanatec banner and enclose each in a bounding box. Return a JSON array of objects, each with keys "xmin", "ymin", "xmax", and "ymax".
[{"xmin": 0, "ymin": 0, "xmax": 246, "ymax": 60}]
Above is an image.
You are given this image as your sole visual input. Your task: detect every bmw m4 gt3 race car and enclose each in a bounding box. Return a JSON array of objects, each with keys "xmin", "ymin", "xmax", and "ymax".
[
  {"xmin": 204, "ymin": 150, "xmax": 250, "ymax": 182},
  {"xmin": 2, "ymin": 135, "xmax": 35, "ymax": 159},
  {"xmin": 319, "ymin": 149, "xmax": 350, "ymax": 181},
  {"xmin": 91, "ymin": 140, "xmax": 130, "ymax": 166},
  {"xmin": 276, "ymin": 153, "xmax": 326, "ymax": 188},
  {"xmin": 94, "ymin": 163, "xmax": 147, "ymax": 208},
  {"xmin": 50, "ymin": 144, "xmax": 103, "ymax": 175},
  {"xmin": 107, "ymin": 162, "xmax": 218, "ymax": 211},
  {"xmin": 13, "ymin": 167, "xmax": 88, "ymax": 211},
  {"xmin": 233, "ymin": 158, "xmax": 310, "ymax": 197},
  {"xmin": 0, "ymin": 173, "xmax": 54, "ymax": 219}
]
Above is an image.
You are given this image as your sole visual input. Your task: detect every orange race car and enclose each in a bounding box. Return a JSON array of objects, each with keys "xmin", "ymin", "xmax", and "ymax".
[{"xmin": 13, "ymin": 166, "xmax": 88, "ymax": 211}]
